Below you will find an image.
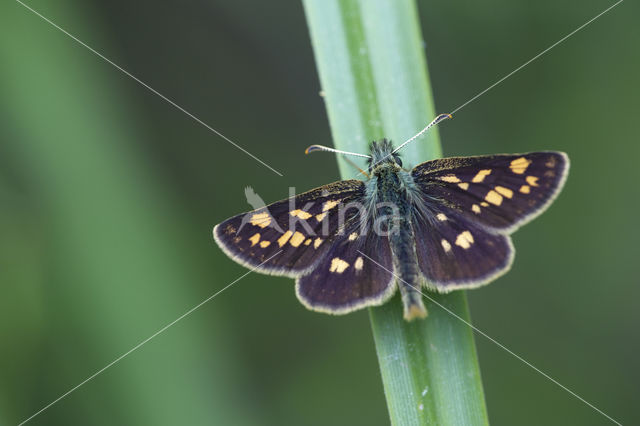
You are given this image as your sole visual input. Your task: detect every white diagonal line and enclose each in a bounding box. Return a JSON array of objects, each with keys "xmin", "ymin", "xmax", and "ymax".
[
  {"xmin": 18, "ymin": 251, "xmax": 283, "ymax": 426},
  {"xmin": 358, "ymin": 251, "xmax": 622, "ymax": 426},
  {"xmin": 449, "ymin": 0, "xmax": 623, "ymax": 114},
  {"xmin": 354, "ymin": 0, "xmax": 623, "ymax": 176},
  {"xmin": 14, "ymin": 0, "xmax": 284, "ymax": 177}
]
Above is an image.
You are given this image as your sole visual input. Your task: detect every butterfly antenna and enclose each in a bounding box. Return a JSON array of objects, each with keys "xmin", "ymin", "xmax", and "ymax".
[
  {"xmin": 392, "ymin": 113, "xmax": 452, "ymax": 154},
  {"xmin": 305, "ymin": 144, "xmax": 371, "ymax": 159},
  {"xmin": 341, "ymin": 155, "xmax": 370, "ymax": 178}
]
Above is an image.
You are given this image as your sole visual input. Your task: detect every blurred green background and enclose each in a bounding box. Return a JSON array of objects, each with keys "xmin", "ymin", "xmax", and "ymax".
[{"xmin": 1, "ymin": 0, "xmax": 638, "ymax": 425}]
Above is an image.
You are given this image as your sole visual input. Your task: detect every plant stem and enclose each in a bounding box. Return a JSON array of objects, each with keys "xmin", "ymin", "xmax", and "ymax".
[{"xmin": 302, "ymin": 0, "xmax": 489, "ymax": 424}]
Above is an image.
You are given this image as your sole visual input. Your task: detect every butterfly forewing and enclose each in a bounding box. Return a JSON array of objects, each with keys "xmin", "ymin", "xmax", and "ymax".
[
  {"xmin": 214, "ymin": 180, "xmax": 365, "ymax": 277},
  {"xmin": 411, "ymin": 152, "xmax": 569, "ymax": 233}
]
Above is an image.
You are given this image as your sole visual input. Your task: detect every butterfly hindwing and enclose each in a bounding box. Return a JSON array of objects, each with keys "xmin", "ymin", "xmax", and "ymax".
[
  {"xmin": 296, "ymin": 231, "xmax": 396, "ymax": 314},
  {"xmin": 411, "ymin": 151, "xmax": 569, "ymax": 233},
  {"xmin": 413, "ymin": 210, "xmax": 514, "ymax": 291},
  {"xmin": 213, "ymin": 180, "xmax": 365, "ymax": 277}
]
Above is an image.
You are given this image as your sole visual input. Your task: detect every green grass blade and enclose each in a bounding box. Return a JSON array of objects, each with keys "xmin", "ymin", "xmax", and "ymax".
[{"xmin": 302, "ymin": 0, "xmax": 489, "ymax": 424}]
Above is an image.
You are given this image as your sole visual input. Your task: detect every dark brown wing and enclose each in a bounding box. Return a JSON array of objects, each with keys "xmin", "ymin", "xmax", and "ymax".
[
  {"xmin": 213, "ymin": 180, "xmax": 365, "ymax": 277},
  {"xmin": 411, "ymin": 151, "xmax": 569, "ymax": 234}
]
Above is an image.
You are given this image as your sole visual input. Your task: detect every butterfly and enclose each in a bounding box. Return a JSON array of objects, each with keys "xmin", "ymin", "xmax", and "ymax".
[{"xmin": 213, "ymin": 114, "xmax": 569, "ymax": 320}]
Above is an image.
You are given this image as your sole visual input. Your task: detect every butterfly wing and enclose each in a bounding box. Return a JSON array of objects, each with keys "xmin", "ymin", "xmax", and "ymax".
[
  {"xmin": 410, "ymin": 151, "xmax": 568, "ymax": 291},
  {"xmin": 412, "ymin": 212, "xmax": 514, "ymax": 291},
  {"xmin": 213, "ymin": 180, "xmax": 365, "ymax": 277},
  {"xmin": 411, "ymin": 151, "xmax": 569, "ymax": 233},
  {"xmin": 296, "ymin": 231, "xmax": 396, "ymax": 314}
]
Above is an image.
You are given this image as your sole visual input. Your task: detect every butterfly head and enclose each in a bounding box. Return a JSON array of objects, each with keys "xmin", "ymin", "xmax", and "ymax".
[{"xmin": 367, "ymin": 139, "xmax": 402, "ymax": 174}]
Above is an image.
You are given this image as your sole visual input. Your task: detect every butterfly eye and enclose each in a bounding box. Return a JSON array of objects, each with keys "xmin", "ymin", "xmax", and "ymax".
[{"xmin": 394, "ymin": 155, "xmax": 403, "ymax": 167}]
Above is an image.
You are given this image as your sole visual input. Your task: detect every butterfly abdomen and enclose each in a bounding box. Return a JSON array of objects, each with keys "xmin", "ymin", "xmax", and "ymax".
[{"xmin": 372, "ymin": 165, "xmax": 428, "ymax": 320}]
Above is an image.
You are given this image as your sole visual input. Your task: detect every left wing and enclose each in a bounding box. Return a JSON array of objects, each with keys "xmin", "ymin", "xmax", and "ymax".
[{"xmin": 409, "ymin": 151, "xmax": 568, "ymax": 291}]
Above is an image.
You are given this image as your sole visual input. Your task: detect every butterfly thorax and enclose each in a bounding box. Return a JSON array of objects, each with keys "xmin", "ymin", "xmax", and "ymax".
[{"xmin": 365, "ymin": 139, "xmax": 428, "ymax": 320}]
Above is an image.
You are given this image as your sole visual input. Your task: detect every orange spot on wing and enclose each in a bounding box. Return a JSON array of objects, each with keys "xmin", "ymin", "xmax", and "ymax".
[
  {"xmin": 440, "ymin": 175, "xmax": 461, "ymax": 183},
  {"xmin": 277, "ymin": 231, "xmax": 293, "ymax": 247},
  {"xmin": 494, "ymin": 186, "xmax": 513, "ymax": 199},
  {"xmin": 472, "ymin": 169, "xmax": 492, "ymax": 183},
  {"xmin": 249, "ymin": 233, "xmax": 260, "ymax": 246},
  {"xmin": 289, "ymin": 231, "xmax": 305, "ymax": 247},
  {"xmin": 510, "ymin": 157, "xmax": 531, "ymax": 174},
  {"xmin": 290, "ymin": 209, "xmax": 313, "ymax": 220},
  {"xmin": 485, "ymin": 190, "xmax": 503, "ymax": 206},
  {"xmin": 526, "ymin": 176, "xmax": 539, "ymax": 187}
]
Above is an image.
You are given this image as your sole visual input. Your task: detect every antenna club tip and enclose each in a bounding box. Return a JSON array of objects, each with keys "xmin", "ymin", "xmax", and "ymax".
[
  {"xmin": 304, "ymin": 145, "xmax": 319, "ymax": 155},
  {"xmin": 436, "ymin": 113, "xmax": 453, "ymax": 122}
]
